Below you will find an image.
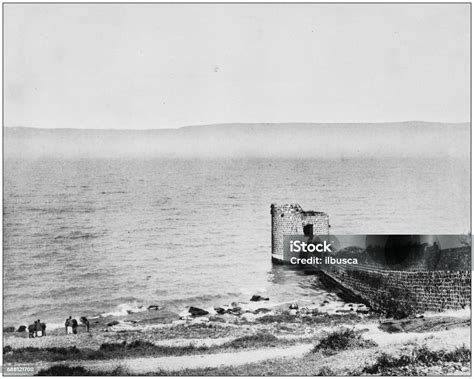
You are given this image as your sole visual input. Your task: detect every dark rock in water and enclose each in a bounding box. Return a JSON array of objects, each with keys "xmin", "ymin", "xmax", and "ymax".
[
  {"xmin": 107, "ymin": 320, "xmax": 119, "ymax": 327},
  {"xmin": 214, "ymin": 307, "xmax": 226, "ymax": 315},
  {"xmin": 188, "ymin": 306, "xmax": 209, "ymax": 316},
  {"xmin": 250, "ymin": 295, "xmax": 269, "ymax": 302},
  {"xmin": 17, "ymin": 325, "xmax": 27, "ymax": 332},
  {"xmin": 254, "ymin": 308, "xmax": 272, "ymax": 314},
  {"xmin": 3, "ymin": 327, "xmax": 15, "ymax": 333},
  {"xmin": 148, "ymin": 305, "xmax": 160, "ymax": 311}
]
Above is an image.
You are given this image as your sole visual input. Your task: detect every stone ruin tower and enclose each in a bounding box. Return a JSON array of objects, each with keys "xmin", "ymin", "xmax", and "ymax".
[{"xmin": 271, "ymin": 204, "xmax": 329, "ymax": 263}]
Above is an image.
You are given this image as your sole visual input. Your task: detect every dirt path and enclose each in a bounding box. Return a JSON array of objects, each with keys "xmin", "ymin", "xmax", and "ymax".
[{"xmin": 36, "ymin": 343, "xmax": 314, "ymax": 374}]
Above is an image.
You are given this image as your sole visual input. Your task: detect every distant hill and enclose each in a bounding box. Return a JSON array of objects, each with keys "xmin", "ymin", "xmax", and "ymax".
[{"xmin": 4, "ymin": 122, "xmax": 470, "ymax": 159}]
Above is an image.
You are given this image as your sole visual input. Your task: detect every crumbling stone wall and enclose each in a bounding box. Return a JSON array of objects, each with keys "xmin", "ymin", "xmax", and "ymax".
[
  {"xmin": 322, "ymin": 262, "xmax": 471, "ymax": 313},
  {"xmin": 270, "ymin": 204, "xmax": 471, "ymax": 312},
  {"xmin": 271, "ymin": 204, "xmax": 329, "ymax": 263}
]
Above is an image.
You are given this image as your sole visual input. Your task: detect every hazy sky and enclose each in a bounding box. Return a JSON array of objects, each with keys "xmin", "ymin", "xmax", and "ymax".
[{"xmin": 4, "ymin": 3, "xmax": 470, "ymax": 129}]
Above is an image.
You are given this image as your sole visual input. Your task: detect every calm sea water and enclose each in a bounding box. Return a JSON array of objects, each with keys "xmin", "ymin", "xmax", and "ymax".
[{"xmin": 4, "ymin": 157, "xmax": 470, "ymax": 327}]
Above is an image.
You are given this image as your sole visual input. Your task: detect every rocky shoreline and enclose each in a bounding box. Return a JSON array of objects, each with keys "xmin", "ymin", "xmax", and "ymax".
[
  {"xmin": 3, "ymin": 290, "xmax": 369, "ymax": 337},
  {"xmin": 3, "ymin": 294, "xmax": 470, "ymax": 376}
]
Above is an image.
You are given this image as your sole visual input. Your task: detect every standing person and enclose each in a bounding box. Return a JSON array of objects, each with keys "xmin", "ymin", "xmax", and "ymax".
[
  {"xmin": 35, "ymin": 320, "xmax": 42, "ymax": 337},
  {"xmin": 65, "ymin": 317, "xmax": 70, "ymax": 334},
  {"xmin": 65, "ymin": 316, "xmax": 73, "ymax": 334},
  {"xmin": 80, "ymin": 316, "xmax": 90, "ymax": 332},
  {"xmin": 71, "ymin": 318, "xmax": 78, "ymax": 334}
]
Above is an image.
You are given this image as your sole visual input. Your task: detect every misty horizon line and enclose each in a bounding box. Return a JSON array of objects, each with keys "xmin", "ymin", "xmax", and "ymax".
[
  {"xmin": 4, "ymin": 120, "xmax": 470, "ymax": 132},
  {"xmin": 5, "ymin": 120, "xmax": 470, "ymax": 160}
]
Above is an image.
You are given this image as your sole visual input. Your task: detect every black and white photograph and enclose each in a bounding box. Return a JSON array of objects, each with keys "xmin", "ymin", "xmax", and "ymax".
[{"xmin": 2, "ymin": 2, "xmax": 471, "ymax": 376}]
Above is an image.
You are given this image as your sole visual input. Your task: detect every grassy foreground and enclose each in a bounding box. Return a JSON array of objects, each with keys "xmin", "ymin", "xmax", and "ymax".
[
  {"xmin": 3, "ymin": 304, "xmax": 471, "ymax": 376},
  {"xmin": 34, "ymin": 334, "xmax": 470, "ymax": 376}
]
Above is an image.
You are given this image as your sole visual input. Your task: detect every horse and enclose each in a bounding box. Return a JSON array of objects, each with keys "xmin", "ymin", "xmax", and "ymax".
[
  {"xmin": 40, "ymin": 322, "xmax": 46, "ymax": 336},
  {"xmin": 28, "ymin": 324, "xmax": 36, "ymax": 338}
]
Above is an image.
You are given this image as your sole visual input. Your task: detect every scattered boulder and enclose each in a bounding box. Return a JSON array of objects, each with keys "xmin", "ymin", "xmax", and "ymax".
[
  {"xmin": 214, "ymin": 307, "xmax": 226, "ymax": 315},
  {"xmin": 188, "ymin": 306, "xmax": 209, "ymax": 317},
  {"xmin": 107, "ymin": 320, "xmax": 119, "ymax": 327},
  {"xmin": 147, "ymin": 305, "xmax": 160, "ymax": 311},
  {"xmin": 250, "ymin": 295, "xmax": 269, "ymax": 302},
  {"xmin": 289, "ymin": 303, "xmax": 299, "ymax": 310},
  {"xmin": 17, "ymin": 325, "xmax": 27, "ymax": 332},
  {"xmin": 254, "ymin": 308, "xmax": 272, "ymax": 314},
  {"xmin": 3, "ymin": 326, "xmax": 15, "ymax": 333}
]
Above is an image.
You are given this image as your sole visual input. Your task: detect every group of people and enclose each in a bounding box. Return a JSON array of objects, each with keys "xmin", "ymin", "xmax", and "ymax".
[
  {"xmin": 28, "ymin": 320, "xmax": 46, "ymax": 338},
  {"xmin": 26, "ymin": 316, "xmax": 90, "ymax": 337},
  {"xmin": 65, "ymin": 316, "xmax": 90, "ymax": 334}
]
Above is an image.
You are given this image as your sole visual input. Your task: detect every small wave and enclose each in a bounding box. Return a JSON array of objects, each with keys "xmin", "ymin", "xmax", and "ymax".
[
  {"xmin": 54, "ymin": 231, "xmax": 99, "ymax": 240},
  {"xmin": 25, "ymin": 207, "xmax": 48, "ymax": 213},
  {"xmin": 161, "ymin": 291, "xmax": 244, "ymax": 309},
  {"xmin": 100, "ymin": 302, "xmax": 148, "ymax": 317},
  {"xmin": 27, "ymin": 207, "xmax": 74, "ymax": 214},
  {"xmin": 154, "ymin": 197, "xmax": 171, "ymax": 206}
]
